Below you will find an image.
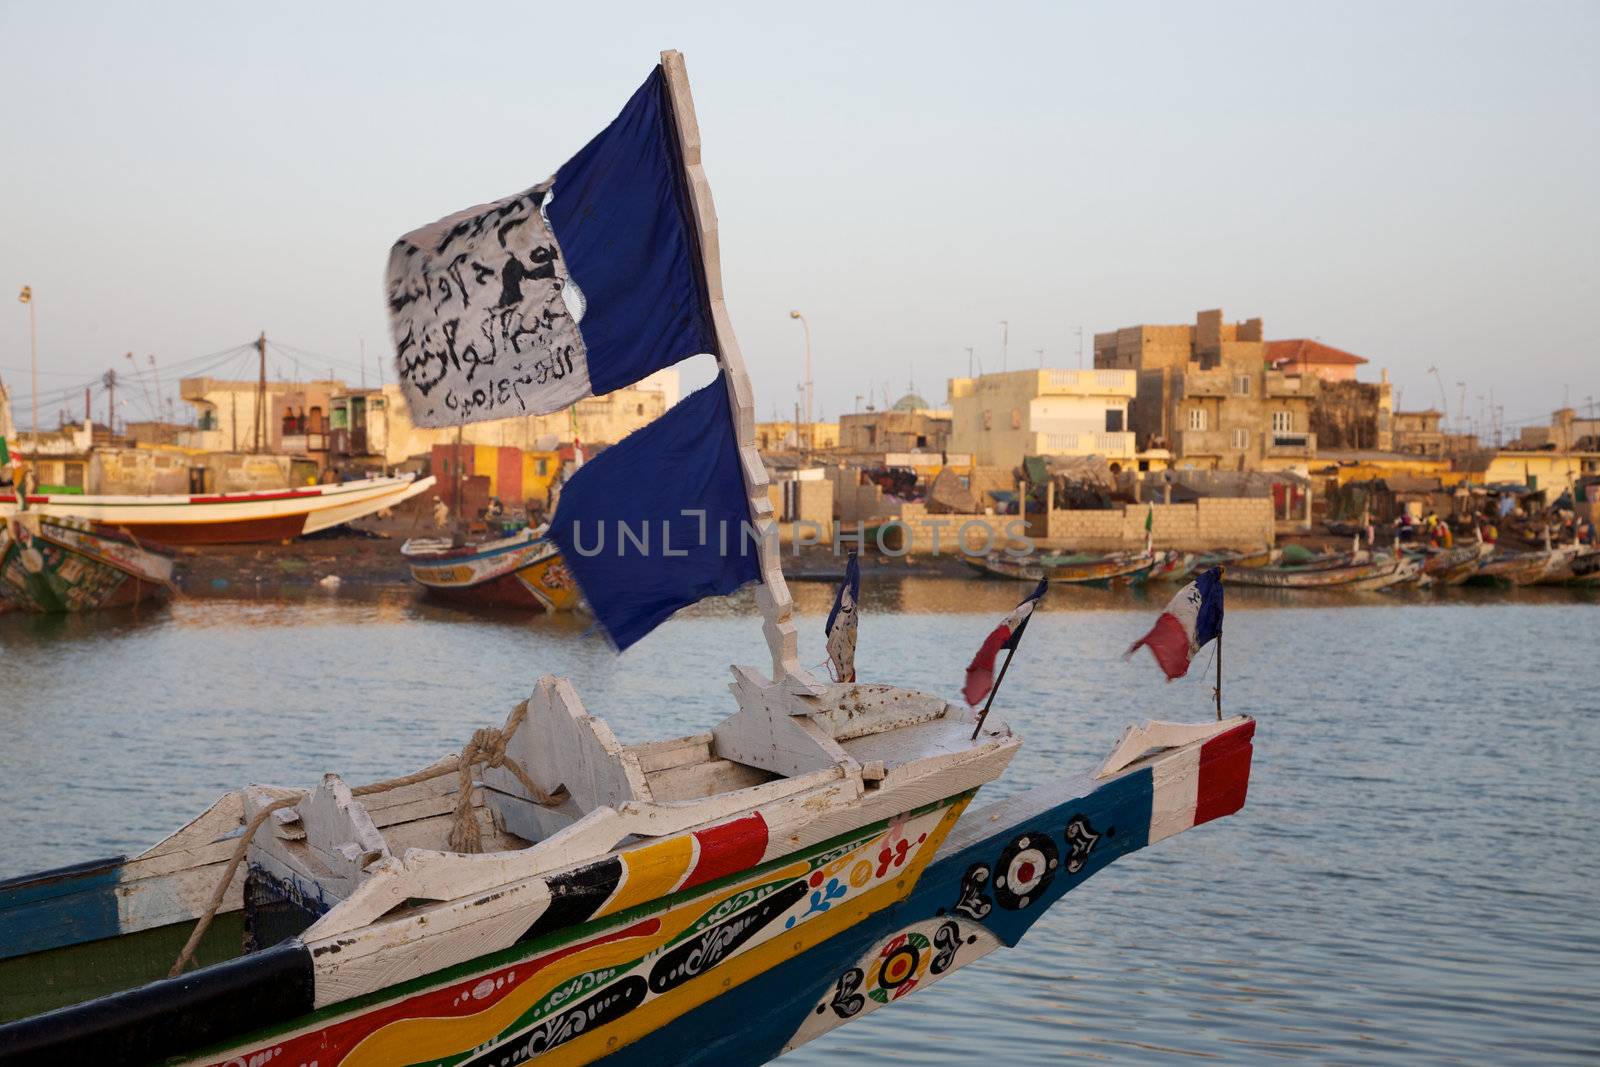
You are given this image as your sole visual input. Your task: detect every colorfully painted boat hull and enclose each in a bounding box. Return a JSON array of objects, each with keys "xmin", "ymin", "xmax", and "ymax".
[
  {"xmin": 0, "ymin": 475, "xmax": 435, "ymax": 546},
  {"xmin": 403, "ymin": 533, "xmax": 582, "ymax": 612},
  {"xmin": 0, "ymin": 718, "xmax": 1254, "ymax": 1066},
  {"xmin": 967, "ymin": 551, "xmax": 1154, "ymax": 586},
  {"xmin": 1468, "ymin": 551, "xmax": 1554, "ymax": 587},
  {"xmin": 0, "ymin": 515, "xmax": 174, "ymax": 613},
  {"xmin": 1226, "ymin": 554, "xmax": 1409, "ymax": 590}
]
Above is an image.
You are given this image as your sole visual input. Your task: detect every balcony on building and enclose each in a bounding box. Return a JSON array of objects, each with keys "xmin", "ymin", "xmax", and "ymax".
[
  {"xmin": 1035, "ymin": 430, "xmax": 1137, "ymax": 458},
  {"xmin": 1040, "ymin": 368, "xmax": 1137, "ymax": 398},
  {"xmin": 1268, "ymin": 431, "xmax": 1316, "ymax": 455},
  {"xmin": 1265, "ymin": 372, "xmax": 1307, "ymax": 398}
]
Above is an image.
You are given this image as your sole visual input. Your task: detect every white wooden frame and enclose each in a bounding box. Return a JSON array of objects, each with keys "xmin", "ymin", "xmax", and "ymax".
[{"xmin": 659, "ymin": 50, "xmax": 809, "ymax": 688}]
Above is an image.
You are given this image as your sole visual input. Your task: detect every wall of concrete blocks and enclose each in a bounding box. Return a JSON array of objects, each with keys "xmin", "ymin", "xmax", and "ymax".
[{"xmin": 1043, "ymin": 498, "xmax": 1275, "ymax": 551}]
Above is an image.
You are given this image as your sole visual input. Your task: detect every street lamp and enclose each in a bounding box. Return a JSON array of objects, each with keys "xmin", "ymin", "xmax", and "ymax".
[
  {"xmin": 788, "ymin": 310, "xmax": 812, "ymax": 455},
  {"xmin": 17, "ymin": 286, "xmax": 36, "ymax": 437}
]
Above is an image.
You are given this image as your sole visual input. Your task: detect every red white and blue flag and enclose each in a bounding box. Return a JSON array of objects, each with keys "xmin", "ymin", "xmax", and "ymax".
[
  {"xmin": 963, "ymin": 578, "xmax": 1047, "ymax": 706},
  {"xmin": 1127, "ymin": 566, "xmax": 1224, "ymax": 680}
]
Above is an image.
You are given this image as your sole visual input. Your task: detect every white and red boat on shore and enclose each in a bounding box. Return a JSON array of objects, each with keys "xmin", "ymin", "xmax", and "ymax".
[{"xmin": 0, "ymin": 473, "xmax": 435, "ymax": 546}]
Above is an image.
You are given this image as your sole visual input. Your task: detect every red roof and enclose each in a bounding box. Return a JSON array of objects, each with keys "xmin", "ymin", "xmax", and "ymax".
[{"xmin": 1266, "ymin": 339, "xmax": 1368, "ymax": 367}]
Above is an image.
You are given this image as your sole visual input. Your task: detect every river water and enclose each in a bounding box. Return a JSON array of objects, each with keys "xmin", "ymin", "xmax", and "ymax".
[{"xmin": 2, "ymin": 581, "xmax": 1596, "ymax": 1064}]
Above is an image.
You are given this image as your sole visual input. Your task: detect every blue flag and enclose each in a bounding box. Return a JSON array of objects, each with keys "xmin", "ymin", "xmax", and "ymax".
[
  {"xmin": 388, "ymin": 65, "xmax": 715, "ymax": 427},
  {"xmin": 547, "ymin": 374, "xmax": 760, "ymax": 650}
]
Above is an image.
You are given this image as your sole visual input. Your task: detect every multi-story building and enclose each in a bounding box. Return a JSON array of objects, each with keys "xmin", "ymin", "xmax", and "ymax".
[
  {"xmin": 1094, "ymin": 309, "xmax": 1317, "ymax": 470},
  {"xmin": 947, "ymin": 368, "xmax": 1137, "ymax": 468},
  {"xmin": 838, "ymin": 394, "xmax": 952, "ymax": 453},
  {"xmin": 1392, "ymin": 409, "xmax": 1446, "ymax": 455}
]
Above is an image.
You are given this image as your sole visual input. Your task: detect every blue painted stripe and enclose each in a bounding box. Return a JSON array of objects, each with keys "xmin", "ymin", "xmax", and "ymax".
[{"xmin": 0, "ymin": 857, "xmax": 124, "ymax": 961}]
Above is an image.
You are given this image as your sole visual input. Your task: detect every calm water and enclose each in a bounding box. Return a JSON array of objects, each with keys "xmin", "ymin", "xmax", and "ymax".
[{"xmin": 2, "ymin": 581, "xmax": 1597, "ymax": 1064}]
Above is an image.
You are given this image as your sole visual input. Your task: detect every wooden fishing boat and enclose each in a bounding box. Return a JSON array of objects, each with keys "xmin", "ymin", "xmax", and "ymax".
[
  {"xmin": 0, "ymin": 512, "xmax": 175, "ymax": 613},
  {"xmin": 0, "ymin": 51, "xmax": 1260, "ymax": 1067},
  {"xmin": 966, "ymin": 549, "xmax": 1155, "ymax": 586},
  {"xmin": 0, "ymin": 690, "xmax": 1253, "ymax": 1066},
  {"xmin": 1227, "ymin": 551, "xmax": 1414, "ymax": 591},
  {"xmin": 1421, "ymin": 542, "xmax": 1494, "ymax": 587},
  {"xmin": 1468, "ymin": 550, "xmax": 1556, "ymax": 587},
  {"xmin": 1153, "ymin": 546, "xmax": 1273, "ymax": 582},
  {"xmin": 402, "ymin": 528, "xmax": 581, "ymax": 612},
  {"xmin": 0, "ymin": 473, "xmax": 435, "ymax": 546},
  {"xmin": 1534, "ymin": 544, "xmax": 1600, "ymax": 586}
]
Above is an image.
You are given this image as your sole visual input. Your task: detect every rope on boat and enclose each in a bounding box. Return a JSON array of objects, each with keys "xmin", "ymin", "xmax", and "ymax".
[{"xmin": 169, "ymin": 700, "xmax": 558, "ymax": 977}]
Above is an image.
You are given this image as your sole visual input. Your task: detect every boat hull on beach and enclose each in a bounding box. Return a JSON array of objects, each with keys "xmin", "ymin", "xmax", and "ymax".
[
  {"xmin": 0, "ymin": 474, "xmax": 435, "ymax": 546},
  {"xmin": 0, "ymin": 514, "xmax": 174, "ymax": 613},
  {"xmin": 967, "ymin": 549, "xmax": 1154, "ymax": 586},
  {"xmin": 1227, "ymin": 552, "xmax": 1416, "ymax": 591},
  {"xmin": 0, "ymin": 696, "xmax": 1253, "ymax": 1067},
  {"xmin": 402, "ymin": 530, "xmax": 582, "ymax": 612}
]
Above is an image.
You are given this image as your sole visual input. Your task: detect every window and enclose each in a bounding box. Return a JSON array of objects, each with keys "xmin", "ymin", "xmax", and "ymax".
[
  {"xmin": 982, "ymin": 410, "xmax": 993, "ymax": 430},
  {"xmin": 1187, "ymin": 408, "xmax": 1208, "ymax": 431},
  {"xmin": 1272, "ymin": 411, "xmax": 1294, "ymax": 433},
  {"xmin": 537, "ymin": 458, "xmax": 549, "ymax": 476},
  {"xmin": 1232, "ymin": 428, "xmax": 1249, "ymax": 450},
  {"xmin": 1235, "ymin": 375, "xmax": 1251, "ymax": 396},
  {"xmin": 1010, "ymin": 408, "xmax": 1022, "ymax": 429},
  {"xmin": 1105, "ymin": 409, "xmax": 1124, "ymax": 432}
]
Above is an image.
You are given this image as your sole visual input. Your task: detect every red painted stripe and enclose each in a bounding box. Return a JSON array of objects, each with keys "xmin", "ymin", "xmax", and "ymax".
[
  {"xmin": 1194, "ymin": 719, "xmax": 1256, "ymax": 826},
  {"xmin": 187, "ymin": 489, "xmax": 322, "ymax": 504},
  {"xmin": 681, "ymin": 813, "xmax": 769, "ymax": 891}
]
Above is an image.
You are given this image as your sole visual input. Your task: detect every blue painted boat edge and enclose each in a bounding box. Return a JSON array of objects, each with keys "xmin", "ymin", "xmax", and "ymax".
[
  {"xmin": 0, "ymin": 856, "xmax": 124, "ymax": 962},
  {"xmin": 0, "ymin": 939, "xmax": 314, "ymax": 1067},
  {"xmin": 600, "ymin": 758, "xmax": 1167, "ymax": 1065}
]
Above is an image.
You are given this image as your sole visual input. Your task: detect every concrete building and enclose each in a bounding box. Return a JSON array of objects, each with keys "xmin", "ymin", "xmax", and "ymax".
[
  {"xmin": 838, "ymin": 394, "xmax": 952, "ymax": 453},
  {"xmin": 1392, "ymin": 409, "xmax": 1446, "ymax": 455},
  {"xmin": 754, "ymin": 420, "xmax": 840, "ymax": 451},
  {"xmin": 947, "ymin": 369, "xmax": 1137, "ymax": 468},
  {"xmin": 181, "ymin": 367, "xmax": 680, "ymax": 473},
  {"xmin": 1266, "ymin": 339, "xmax": 1369, "ymax": 383},
  {"xmin": 1514, "ymin": 408, "xmax": 1600, "ymax": 453},
  {"xmin": 1094, "ymin": 309, "xmax": 1316, "ymax": 470}
]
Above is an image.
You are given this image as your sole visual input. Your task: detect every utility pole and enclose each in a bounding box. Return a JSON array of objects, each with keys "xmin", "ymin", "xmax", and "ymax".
[
  {"xmin": 255, "ymin": 331, "xmax": 267, "ymax": 453},
  {"xmin": 102, "ymin": 369, "xmax": 117, "ymax": 435},
  {"xmin": 1076, "ymin": 325, "xmax": 1084, "ymax": 369},
  {"xmin": 148, "ymin": 356, "xmax": 165, "ymax": 440},
  {"xmin": 18, "ymin": 286, "xmax": 36, "ymax": 435},
  {"xmin": 788, "ymin": 311, "xmax": 812, "ymax": 456}
]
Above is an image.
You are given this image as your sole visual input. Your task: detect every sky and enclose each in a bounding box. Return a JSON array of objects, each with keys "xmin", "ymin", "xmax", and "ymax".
[{"xmin": 1, "ymin": 2, "xmax": 1595, "ymax": 440}]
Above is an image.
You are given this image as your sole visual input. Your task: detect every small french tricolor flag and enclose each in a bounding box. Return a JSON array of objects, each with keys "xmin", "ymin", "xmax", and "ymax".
[
  {"xmin": 963, "ymin": 578, "xmax": 1047, "ymax": 706},
  {"xmin": 1127, "ymin": 567, "xmax": 1224, "ymax": 680}
]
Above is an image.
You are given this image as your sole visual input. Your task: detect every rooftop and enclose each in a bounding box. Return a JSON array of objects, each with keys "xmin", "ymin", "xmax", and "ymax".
[{"xmin": 1266, "ymin": 339, "xmax": 1368, "ymax": 367}]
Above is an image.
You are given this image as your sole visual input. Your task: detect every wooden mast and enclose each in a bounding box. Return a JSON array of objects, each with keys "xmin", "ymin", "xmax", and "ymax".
[{"xmin": 659, "ymin": 50, "xmax": 810, "ymax": 688}]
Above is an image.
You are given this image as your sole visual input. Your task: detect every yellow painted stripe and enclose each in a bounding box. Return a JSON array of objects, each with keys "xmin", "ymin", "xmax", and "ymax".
[
  {"xmin": 545, "ymin": 795, "xmax": 972, "ymax": 1066},
  {"xmin": 597, "ymin": 836, "xmax": 697, "ymax": 920},
  {"xmin": 339, "ymin": 860, "xmax": 810, "ymax": 1067}
]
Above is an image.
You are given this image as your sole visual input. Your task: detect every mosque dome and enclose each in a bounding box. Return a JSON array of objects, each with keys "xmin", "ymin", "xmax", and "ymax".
[{"xmin": 891, "ymin": 392, "xmax": 928, "ymax": 412}]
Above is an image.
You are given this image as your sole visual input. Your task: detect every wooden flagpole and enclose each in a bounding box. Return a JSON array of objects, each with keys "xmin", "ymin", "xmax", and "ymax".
[{"xmin": 659, "ymin": 50, "xmax": 810, "ymax": 689}]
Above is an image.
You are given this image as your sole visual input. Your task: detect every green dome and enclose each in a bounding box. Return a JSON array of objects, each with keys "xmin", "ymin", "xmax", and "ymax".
[{"xmin": 892, "ymin": 392, "xmax": 928, "ymax": 412}]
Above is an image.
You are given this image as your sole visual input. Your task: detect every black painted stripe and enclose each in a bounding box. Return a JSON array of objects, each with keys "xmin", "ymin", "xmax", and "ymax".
[
  {"xmin": 0, "ymin": 940, "xmax": 314, "ymax": 1066},
  {"xmin": 519, "ymin": 856, "xmax": 624, "ymax": 944}
]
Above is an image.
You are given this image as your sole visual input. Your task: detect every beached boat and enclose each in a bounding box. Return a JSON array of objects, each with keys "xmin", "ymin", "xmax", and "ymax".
[
  {"xmin": 0, "ymin": 512, "xmax": 175, "ymax": 613},
  {"xmin": 1227, "ymin": 551, "xmax": 1416, "ymax": 591},
  {"xmin": 0, "ymin": 51, "xmax": 1257, "ymax": 1066},
  {"xmin": 402, "ymin": 528, "xmax": 581, "ymax": 612},
  {"xmin": 966, "ymin": 548, "xmax": 1155, "ymax": 586},
  {"xmin": 1152, "ymin": 547, "xmax": 1273, "ymax": 582},
  {"xmin": 1469, "ymin": 549, "xmax": 1557, "ymax": 587},
  {"xmin": 1421, "ymin": 542, "xmax": 1494, "ymax": 587},
  {"xmin": 0, "ymin": 473, "xmax": 435, "ymax": 546},
  {"xmin": 1535, "ymin": 544, "xmax": 1600, "ymax": 586}
]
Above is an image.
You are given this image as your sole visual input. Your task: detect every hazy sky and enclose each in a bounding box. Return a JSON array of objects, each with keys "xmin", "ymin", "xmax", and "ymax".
[{"xmin": 2, "ymin": 2, "xmax": 1595, "ymax": 437}]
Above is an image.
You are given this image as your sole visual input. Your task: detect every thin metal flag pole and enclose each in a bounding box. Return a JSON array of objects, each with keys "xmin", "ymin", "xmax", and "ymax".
[
  {"xmin": 1214, "ymin": 631, "xmax": 1222, "ymax": 721},
  {"xmin": 971, "ymin": 642, "xmax": 1020, "ymax": 741}
]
